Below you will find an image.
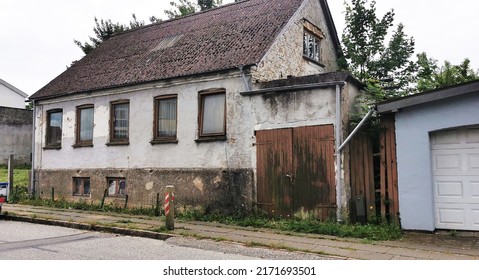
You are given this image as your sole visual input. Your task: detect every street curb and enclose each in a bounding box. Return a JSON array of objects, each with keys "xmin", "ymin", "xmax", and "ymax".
[{"xmin": 0, "ymin": 214, "xmax": 175, "ymax": 241}]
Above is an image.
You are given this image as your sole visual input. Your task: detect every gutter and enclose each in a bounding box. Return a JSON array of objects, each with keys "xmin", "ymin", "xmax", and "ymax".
[
  {"xmin": 239, "ymin": 81, "xmax": 345, "ymax": 96},
  {"xmin": 30, "ymin": 100, "xmax": 36, "ymax": 197}
]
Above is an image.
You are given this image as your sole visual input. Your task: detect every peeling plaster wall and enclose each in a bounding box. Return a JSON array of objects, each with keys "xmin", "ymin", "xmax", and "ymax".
[
  {"xmin": 37, "ymin": 168, "xmax": 253, "ymax": 214},
  {"xmin": 34, "ymin": 73, "xmax": 256, "ymax": 212},
  {"xmin": 250, "ymin": 0, "xmax": 339, "ymax": 83},
  {"xmin": 245, "ymin": 82, "xmax": 360, "ymax": 218}
]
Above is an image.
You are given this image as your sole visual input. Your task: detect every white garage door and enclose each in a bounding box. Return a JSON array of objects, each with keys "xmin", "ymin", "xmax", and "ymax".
[{"xmin": 431, "ymin": 126, "xmax": 479, "ymax": 231}]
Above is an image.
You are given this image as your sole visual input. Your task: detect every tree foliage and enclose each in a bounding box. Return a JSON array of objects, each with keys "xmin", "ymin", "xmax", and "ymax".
[
  {"xmin": 341, "ymin": 0, "xmax": 416, "ymax": 103},
  {"xmin": 165, "ymin": 0, "xmax": 223, "ymax": 19},
  {"xmin": 416, "ymin": 52, "xmax": 479, "ymax": 92},
  {"xmin": 75, "ymin": 1, "xmax": 223, "ymax": 55},
  {"xmin": 74, "ymin": 14, "xmax": 160, "ymax": 55}
]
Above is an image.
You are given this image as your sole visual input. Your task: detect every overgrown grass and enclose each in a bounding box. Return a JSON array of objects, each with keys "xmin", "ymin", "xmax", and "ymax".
[
  {"xmin": 0, "ymin": 165, "xmax": 30, "ymax": 187},
  {"xmin": 10, "ymin": 193, "xmax": 402, "ymax": 241},
  {"xmin": 177, "ymin": 210, "xmax": 402, "ymax": 241}
]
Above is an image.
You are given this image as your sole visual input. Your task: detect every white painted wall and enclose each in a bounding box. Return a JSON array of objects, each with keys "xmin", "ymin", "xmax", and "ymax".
[
  {"xmin": 34, "ymin": 74, "xmax": 253, "ymax": 170},
  {"xmin": 0, "ymin": 82, "xmax": 27, "ymax": 109},
  {"xmin": 395, "ymin": 93, "xmax": 479, "ymax": 231}
]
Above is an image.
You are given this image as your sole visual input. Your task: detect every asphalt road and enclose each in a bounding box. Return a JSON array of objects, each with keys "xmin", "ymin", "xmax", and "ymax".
[{"xmin": 0, "ymin": 220, "xmax": 327, "ymax": 260}]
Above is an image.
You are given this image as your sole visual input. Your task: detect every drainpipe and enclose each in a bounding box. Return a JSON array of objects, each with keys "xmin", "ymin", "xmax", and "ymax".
[
  {"xmin": 30, "ymin": 100, "xmax": 36, "ymax": 197},
  {"xmin": 238, "ymin": 66, "xmax": 252, "ymax": 91},
  {"xmin": 338, "ymin": 108, "xmax": 375, "ymax": 152},
  {"xmin": 335, "ymin": 84, "xmax": 342, "ymax": 222}
]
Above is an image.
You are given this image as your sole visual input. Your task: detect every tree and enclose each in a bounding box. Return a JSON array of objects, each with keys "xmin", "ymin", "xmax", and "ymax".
[
  {"xmin": 341, "ymin": 0, "xmax": 416, "ymax": 103},
  {"xmin": 74, "ymin": 14, "xmax": 160, "ymax": 55},
  {"xmin": 416, "ymin": 52, "xmax": 478, "ymax": 92},
  {"xmin": 165, "ymin": 0, "xmax": 223, "ymax": 19}
]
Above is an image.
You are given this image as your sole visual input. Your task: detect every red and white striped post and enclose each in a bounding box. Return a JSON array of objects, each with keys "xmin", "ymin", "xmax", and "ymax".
[{"xmin": 165, "ymin": 185, "xmax": 175, "ymax": 230}]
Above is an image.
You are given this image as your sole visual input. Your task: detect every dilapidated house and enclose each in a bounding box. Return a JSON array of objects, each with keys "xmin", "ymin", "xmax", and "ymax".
[{"xmin": 29, "ymin": 0, "xmax": 363, "ymax": 220}]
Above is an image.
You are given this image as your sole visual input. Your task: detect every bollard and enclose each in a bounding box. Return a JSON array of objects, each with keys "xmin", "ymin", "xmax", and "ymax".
[
  {"xmin": 155, "ymin": 193, "xmax": 160, "ymax": 216},
  {"xmin": 165, "ymin": 185, "xmax": 175, "ymax": 230}
]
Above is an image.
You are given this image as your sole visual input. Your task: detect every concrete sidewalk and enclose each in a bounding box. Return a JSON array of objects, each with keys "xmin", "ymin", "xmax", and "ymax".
[{"xmin": 1, "ymin": 204, "xmax": 478, "ymax": 260}]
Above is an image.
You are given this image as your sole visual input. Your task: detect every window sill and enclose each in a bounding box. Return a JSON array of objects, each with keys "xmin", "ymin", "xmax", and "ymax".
[
  {"xmin": 106, "ymin": 141, "xmax": 130, "ymax": 146},
  {"xmin": 43, "ymin": 145, "xmax": 62, "ymax": 150},
  {"xmin": 302, "ymin": 55, "xmax": 325, "ymax": 67},
  {"xmin": 150, "ymin": 139, "xmax": 178, "ymax": 145},
  {"xmin": 72, "ymin": 194, "xmax": 91, "ymax": 197},
  {"xmin": 72, "ymin": 143, "xmax": 93, "ymax": 148},
  {"xmin": 195, "ymin": 136, "xmax": 227, "ymax": 143}
]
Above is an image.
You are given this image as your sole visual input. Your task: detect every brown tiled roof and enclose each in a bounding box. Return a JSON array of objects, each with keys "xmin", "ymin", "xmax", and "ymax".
[{"xmin": 31, "ymin": 0, "xmax": 306, "ymax": 100}]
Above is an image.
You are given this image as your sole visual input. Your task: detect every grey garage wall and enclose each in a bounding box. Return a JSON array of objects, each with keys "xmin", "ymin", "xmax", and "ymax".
[{"xmin": 394, "ymin": 93, "xmax": 479, "ymax": 231}]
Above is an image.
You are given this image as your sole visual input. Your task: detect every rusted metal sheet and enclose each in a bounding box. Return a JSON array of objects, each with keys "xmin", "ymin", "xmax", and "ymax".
[{"xmin": 256, "ymin": 125, "xmax": 335, "ymax": 220}]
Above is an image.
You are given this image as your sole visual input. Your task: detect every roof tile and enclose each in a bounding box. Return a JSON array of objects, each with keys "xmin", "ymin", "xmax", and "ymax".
[{"xmin": 31, "ymin": 0, "xmax": 305, "ymax": 100}]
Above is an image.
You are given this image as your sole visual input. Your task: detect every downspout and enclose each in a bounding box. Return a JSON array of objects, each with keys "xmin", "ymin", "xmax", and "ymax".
[
  {"xmin": 238, "ymin": 66, "xmax": 252, "ymax": 92},
  {"xmin": 335, "ymin": 84, "xmax": 342, "ymax": 222},
  {"xmin": 30, "ymin": 100, "xmax": 36, "ymax": 197},
  {"xmin": 338, "ymin": 108, "xmax": 374, "ymax": 152}
]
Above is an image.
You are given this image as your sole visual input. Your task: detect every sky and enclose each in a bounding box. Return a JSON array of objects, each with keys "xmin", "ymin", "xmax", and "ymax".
[{"xmin": 1, "ymin": 0, "xmax": 478, "ymax": 96}]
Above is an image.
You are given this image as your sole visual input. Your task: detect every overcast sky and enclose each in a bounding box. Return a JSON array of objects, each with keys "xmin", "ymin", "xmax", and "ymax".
[{"xmin": 1, "ymin": 0, "xmax": 478, "ymax": 96}]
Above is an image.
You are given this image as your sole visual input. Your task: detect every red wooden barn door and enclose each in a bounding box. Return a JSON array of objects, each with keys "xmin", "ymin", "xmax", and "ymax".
[{"xmin": 256, "ymin": 125, "xmax": 336, "ymax": 220}]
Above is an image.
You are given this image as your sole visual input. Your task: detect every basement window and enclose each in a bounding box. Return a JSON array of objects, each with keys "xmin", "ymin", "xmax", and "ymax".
[
  {"xmin": 73, "ymin": 177, "xmax": 91, "ymax": 196},
  {"xmin": 107, "ymin": 178, "xmax": 126, "ymax": 197}
]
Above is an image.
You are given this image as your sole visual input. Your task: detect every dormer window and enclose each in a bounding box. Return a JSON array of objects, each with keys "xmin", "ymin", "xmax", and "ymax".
[
  {"xmin": 302, "ymin": 20, "xmax": 325, "ymax": 65},
  {"xmin": 303, "ymin": 31, "xmax": 320, "ymax": 62}
]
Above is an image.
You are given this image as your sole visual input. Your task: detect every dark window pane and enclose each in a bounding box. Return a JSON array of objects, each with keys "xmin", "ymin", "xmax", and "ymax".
[
  {"xmin": 83, "ymin": 178, "xmax": 90, "ymax": 195},
  {"xmin": 48, "ymin": 111, "xmax": 62, "ymax": 145}
]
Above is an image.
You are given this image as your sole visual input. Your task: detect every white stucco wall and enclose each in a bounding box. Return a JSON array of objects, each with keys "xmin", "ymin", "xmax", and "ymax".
[
  {"xmin": 0, "ymin": 83, "xmax": 27, "ymax": 109},
  {"xmin": 34, "ymin": 74, "xmax": 254, "ymax": 171},
  {"xmin": 395, "ymin": 93, "xmax": 479, "ymax": 231}
]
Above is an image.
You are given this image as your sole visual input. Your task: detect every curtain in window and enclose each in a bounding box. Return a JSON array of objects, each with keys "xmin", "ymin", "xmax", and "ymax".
[
  {"xmin": 114, "ymin": 104, "xmax": 129, "ymax": 139},
  {"xmin": 202, "ymin": 93, "xmax": 225, "ymax": 135},
  {"xmin": 158, "ymin": 98, "xmax": 177, "ymax": 137},
  {"xmin": 80, "ymin": 108, "xmax": 94, "ymax": 141}
]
